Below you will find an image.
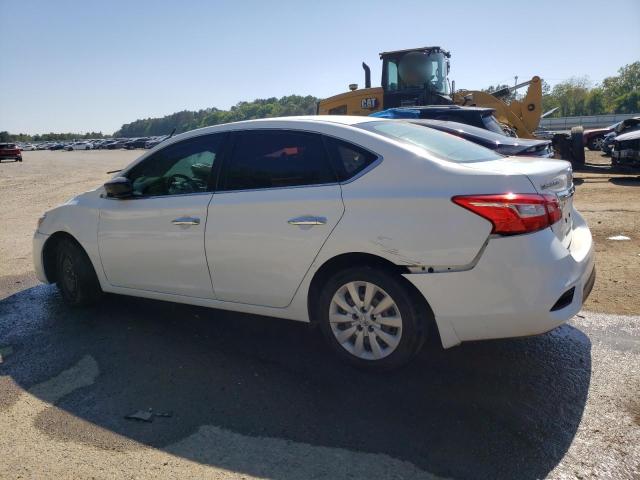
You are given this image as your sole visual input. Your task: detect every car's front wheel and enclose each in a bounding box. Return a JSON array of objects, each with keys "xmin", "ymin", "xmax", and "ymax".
[
  {"xmin": 55, "ymin": 239, "xmax": 102, "ymax": 306},
  {"xmin": 317, "ymin": 266, "xmax": 428, "ymax": 370},
  {"xmin": 587, "ymin": 135, "xmax": 604, "ymax": 151}
]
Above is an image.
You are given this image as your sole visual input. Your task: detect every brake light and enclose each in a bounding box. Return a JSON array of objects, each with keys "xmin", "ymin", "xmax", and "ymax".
[{"xmin": 452, "ymin": 193, "xmax": 561, "ymax": 235}]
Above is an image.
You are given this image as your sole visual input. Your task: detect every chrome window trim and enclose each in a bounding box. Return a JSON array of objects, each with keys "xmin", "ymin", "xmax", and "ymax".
[{"xmin": 101, "ymin": 191, "xmax": 214, "ymax": 201}]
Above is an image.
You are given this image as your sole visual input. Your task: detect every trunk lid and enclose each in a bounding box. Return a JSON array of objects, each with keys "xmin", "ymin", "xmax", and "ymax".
[{"xmin": 462, "ymin": 157, "xmax": 574, "ymax": 247}]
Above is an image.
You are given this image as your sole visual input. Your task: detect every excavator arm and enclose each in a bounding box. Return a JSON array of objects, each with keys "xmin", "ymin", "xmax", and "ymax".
[{"xmin": 453, "ymin": 76, "xmax": 542, "ymax": 138}]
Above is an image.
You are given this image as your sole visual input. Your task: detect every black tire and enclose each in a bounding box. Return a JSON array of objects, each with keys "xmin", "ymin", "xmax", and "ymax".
[
  {"xmin": 570, "ymin": 126, "xmax": 585, "ymax": 166},
  {"xmin": 317, "ymin": 266, "xmax": 428, "ymax": 370},
  {"xmin": 587, "ymin": 135, "xmax": 604, "ymax": 151},
  {"xmin": 55, "ymin": 239, "xmax": 102, "ymax": 306}
]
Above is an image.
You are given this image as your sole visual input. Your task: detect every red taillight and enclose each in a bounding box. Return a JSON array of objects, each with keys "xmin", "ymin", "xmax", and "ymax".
[{"xmin": 452, "ymin": 193, "xmax": 561, "ymax": 235}]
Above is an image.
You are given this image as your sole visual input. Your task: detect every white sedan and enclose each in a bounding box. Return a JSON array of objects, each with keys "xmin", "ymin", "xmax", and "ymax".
[
  {"xmin": 33, "ymin": 116, "xmax": 595, "ymax": 369},
  {"xmin": 65, "ymin": 142, "xmax": 92, "ymax": 151}
]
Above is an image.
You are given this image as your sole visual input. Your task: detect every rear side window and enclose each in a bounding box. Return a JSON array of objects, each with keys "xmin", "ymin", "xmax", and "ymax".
[
  {"xmin": 323, "ymin": 137, "xmax": 378, "ymax": 181},
  {"xmin": 223, "ymin": 131, "xmax": 336, "ymax": 190}
]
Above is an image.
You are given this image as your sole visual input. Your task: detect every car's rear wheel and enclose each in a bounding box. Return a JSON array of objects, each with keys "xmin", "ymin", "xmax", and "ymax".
[
  {"xmin": 317, "ymin": 266, "xmax": 427, "ymax": 370},
  {"xmin": 570, "ymin": 126, "xmax": 585, "ymax": 166},
  {"xmin": 55, "ymin": 239, "xmax": 102, "ymax": 306}
]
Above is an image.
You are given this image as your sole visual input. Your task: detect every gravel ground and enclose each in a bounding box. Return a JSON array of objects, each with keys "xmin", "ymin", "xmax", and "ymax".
[{"xmin": 0, "ymin": 149, "xmax": 638, "ymax": 479}]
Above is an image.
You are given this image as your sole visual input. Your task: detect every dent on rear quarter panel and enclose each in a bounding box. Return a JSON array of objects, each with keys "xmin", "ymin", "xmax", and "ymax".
[{"xmin": 325, "ymin": 150, "xmax": 507, "ymax": 269}]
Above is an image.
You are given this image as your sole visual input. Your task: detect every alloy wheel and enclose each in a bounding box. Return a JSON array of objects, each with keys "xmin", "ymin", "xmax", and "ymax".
[
  {"xmin": 329, "ymin": 281, "xmax": 403, "ymax": 360},
  {"xmin": 592, "ymin": 137, "xmax": 604, "ymax": 150}
]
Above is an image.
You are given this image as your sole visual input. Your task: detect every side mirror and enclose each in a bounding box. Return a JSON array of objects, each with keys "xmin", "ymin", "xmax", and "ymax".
[{"xmin": 104, "ymin": 176, "xmax": 133, "ymax": 198}]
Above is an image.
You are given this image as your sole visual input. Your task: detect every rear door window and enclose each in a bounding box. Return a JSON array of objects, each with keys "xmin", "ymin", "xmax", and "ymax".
[{"xmin": 222, "ymin": 130, "xmax": 336, "ymax": 190}]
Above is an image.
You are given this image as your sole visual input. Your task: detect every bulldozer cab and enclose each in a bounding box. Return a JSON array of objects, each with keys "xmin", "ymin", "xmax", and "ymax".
[{"xmin": 380, "ymin": 47, "xmax": 453, "ymax": 108}]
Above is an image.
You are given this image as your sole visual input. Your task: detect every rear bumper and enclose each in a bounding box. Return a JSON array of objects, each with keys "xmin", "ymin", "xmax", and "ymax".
[{"xmin": 403, "ymin": 209, "xmax": 595, "ymax": 348}]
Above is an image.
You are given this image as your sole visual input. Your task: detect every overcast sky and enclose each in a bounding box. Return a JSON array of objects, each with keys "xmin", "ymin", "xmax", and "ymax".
[{"xmin": 1, "ymin": 0, "xmax": 639, "ymax": 134}]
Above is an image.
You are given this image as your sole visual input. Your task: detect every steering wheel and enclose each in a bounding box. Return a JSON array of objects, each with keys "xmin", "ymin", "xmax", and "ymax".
[{"xmin": 166, "ymin": 173, "xmax": 202, "ymax": 193}]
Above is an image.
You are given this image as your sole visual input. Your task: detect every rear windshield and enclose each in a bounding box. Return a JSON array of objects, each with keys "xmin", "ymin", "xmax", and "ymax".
[
  {"xmin": 481, "ymin": 114, "xmax": 507, "ymax": 135},
  {"xmin": 0, "ymin": 143, "xmax": 16, "ymax": 149},
  {"xmin": 358, "ymin": 121, "xmax": 503, "ymax": 163}
]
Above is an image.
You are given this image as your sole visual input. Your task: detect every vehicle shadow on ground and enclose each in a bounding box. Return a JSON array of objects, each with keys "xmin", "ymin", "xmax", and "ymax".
[
  {"xmin": 609, "ymin": 176, "xmax": 640, "ymax": 186},
  {"xmin": 574, "ymin": 175, "xmax": 640, "ymax": 186},
  {"xmin": 0, "ymin": 285, "xmax": 592, "ymax": 480}
]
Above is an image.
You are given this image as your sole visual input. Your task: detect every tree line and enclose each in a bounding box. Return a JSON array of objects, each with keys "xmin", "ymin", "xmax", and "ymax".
[
  {"xmin": 541, "ymin": 62, "xmax": 638, "ymax": 117},
  {"xmin": 0, "ymin": 131, "xmax": 107, "ymax": 143},
  {"xmin": 2, "ymin": 62, "xmax": 637, "ymax": 141},
  {"xmin": 484, "ymin": 62, "xmax": 638, "ymax": 117},
  {"xmin": 117, "ymin": 62, "xmax": 637, "ymax": 139},
  {"xmin": 113, "ymin": 95, "xmax": 319, "ymax": 138}
]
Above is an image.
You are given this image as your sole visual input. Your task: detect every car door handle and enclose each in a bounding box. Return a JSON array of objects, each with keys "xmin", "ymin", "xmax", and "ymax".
[
  {"xmin": 172, "ymin": 216, "xmax": 200, "ymax": 225},
  {"xmin": 287, "ymin": 216, "xmax": 327, "ymax": 226}
]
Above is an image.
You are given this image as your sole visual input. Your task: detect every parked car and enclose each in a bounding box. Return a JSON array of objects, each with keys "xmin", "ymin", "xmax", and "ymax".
[
  {"xmin": 123, "ymin": 138, "xmax": 149, "ymax": 149},
  {"xmin": 65, "ymin": 142, "xmax": 93, "ymax": 151},
  {"xmin": 20, "ymin": 144, "xmax": 36, "ymax": 151},
  {"xmin": 145, "ymin": 135, "xmax": 170, "ymax": 149},
  {"xmin": 583, "ymin": 122, "xmax": 621, "ymax": 151},
  {"xmin": 33, "ymin": 116, "xmax": 594, "ymax": 369},
  {"xmin": 97, "ymin": 140, "xmax": 116, "ymax": 149},
  {"xmin": 49, "ymin": 143, "xmax": 65, "ymax": 151},
  {"xmin": 407, "ymin": 119, "xmax": 554, "ymax": 157},
  {"xmin": 533, "ymin": 129, "xmax": 557, "ymax": 141},
  {"xmin": 371, "ymin": 106, "xmax": 512, "ymax": 136},
  {"xmin": 611, "ymin": 129, "xmax": 640, "ymax": 168},
  {"xmin": 601, "ymin": 118, "xmax": 640, "ymax": 155},
  {"xmin": 107, "ymin": 140, "xmax": 129, "ymax": 149},
  {"xmin": 0, "ymin": 143, "xmax": 23, "ymax": 162}
]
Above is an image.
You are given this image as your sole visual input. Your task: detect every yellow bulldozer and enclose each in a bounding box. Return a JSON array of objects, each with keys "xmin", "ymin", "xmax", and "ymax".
[{"xmin": 317, "ymin": 46, "xmax": 543, "ymax": 139}]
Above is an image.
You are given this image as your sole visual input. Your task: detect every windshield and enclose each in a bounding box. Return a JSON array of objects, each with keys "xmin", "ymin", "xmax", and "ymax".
[
  {"xmin": 386, "ymin": 51, "xmax": 450, "ymax": 95},
  {"xmin": 359, "ymin": 121, "xmax": 503, "ymax": 163}
]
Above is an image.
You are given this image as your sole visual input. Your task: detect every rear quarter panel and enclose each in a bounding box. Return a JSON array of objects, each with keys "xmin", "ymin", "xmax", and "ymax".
[{"xmin": 317, "ymin": 141, "xmax": 537, "ymax": 269}]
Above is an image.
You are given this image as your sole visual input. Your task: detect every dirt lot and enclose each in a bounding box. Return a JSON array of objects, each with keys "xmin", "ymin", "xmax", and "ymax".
[
  {"xmin": 572, "ymin": 153, "xmax": 640, "ymax": 314},
  {"xmin": 1, "ymin": 149, "xmax": 638, "ymax": 314},
  {"xmin": 0, "ymin": 149, "xmax": 638, "ymax": 479}
]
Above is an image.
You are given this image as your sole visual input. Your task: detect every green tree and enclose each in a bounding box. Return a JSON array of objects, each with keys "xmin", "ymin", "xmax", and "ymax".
[
  {"xmin": 113, "ymin": 95, "xmax": 319, "ymax": 137},
  {"xmin": 550, "ymin": 77, "xmax": 592, "ymax": 116}
]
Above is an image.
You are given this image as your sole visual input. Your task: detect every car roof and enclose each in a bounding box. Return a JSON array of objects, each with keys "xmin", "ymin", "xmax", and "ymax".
[
  {"xmin": 164, "ymin": 115, "xmax": 386, "ymax": 144},
  {"xmin": 232, "ymin": 115, "xmax": 385, "ymax": 126}
]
